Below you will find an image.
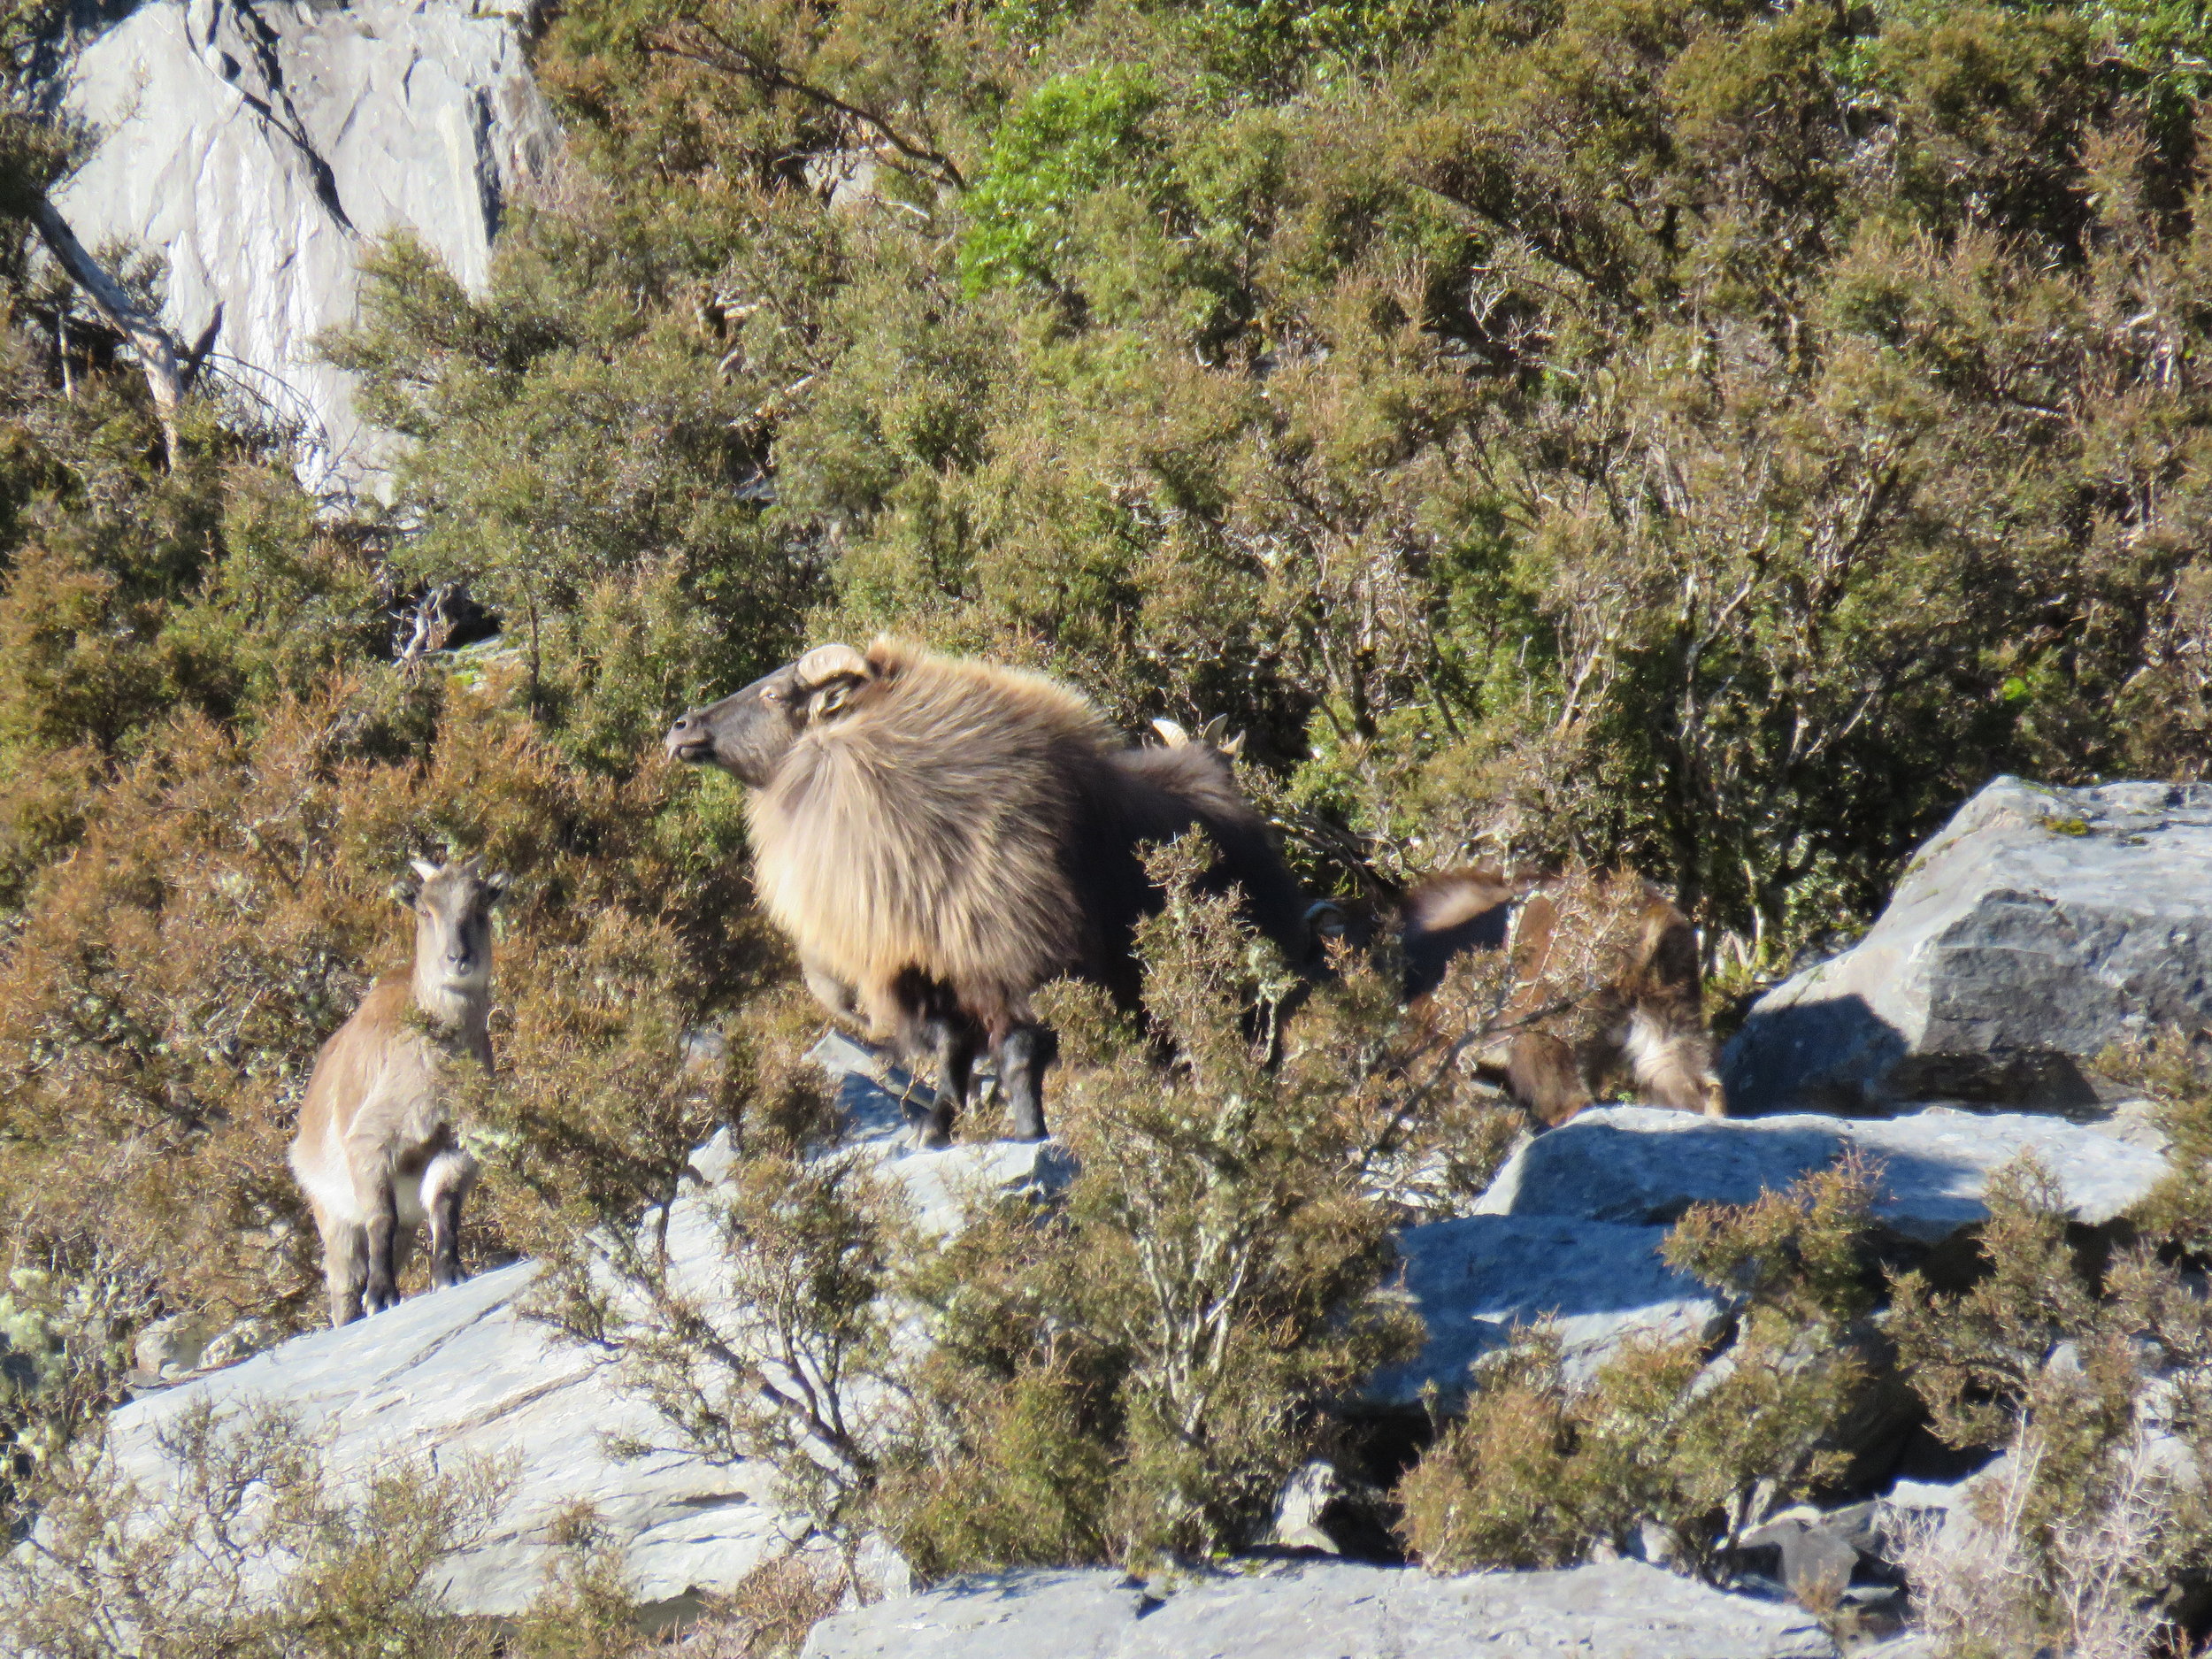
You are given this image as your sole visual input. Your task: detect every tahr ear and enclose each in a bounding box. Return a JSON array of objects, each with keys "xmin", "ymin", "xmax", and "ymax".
[
  {"xmin": 808, "ymin": 680, "xmax": 861, "ymax": 720},
  {"xmin": 485, "ymin": 872, "xmax": 511, "ymax": 902}
]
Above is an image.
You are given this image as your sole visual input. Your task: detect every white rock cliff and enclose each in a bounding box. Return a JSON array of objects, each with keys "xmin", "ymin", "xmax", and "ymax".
[{"xmin": 51, "ymin": 0, "xmax": 557, "ymax": 489}]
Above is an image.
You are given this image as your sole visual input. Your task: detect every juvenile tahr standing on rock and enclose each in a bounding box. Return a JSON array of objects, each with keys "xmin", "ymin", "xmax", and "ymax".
[
  {"xmin": 664, "ymin": 640, "xmax": 1310, "ymax": 1146},
  {"xmin": 288, "ymin": 856, "xmax": 507, "ymax": 1327}
]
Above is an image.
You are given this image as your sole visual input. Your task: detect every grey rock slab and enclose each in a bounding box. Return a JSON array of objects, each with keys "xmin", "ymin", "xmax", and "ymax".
[
  {"xmin": 1472, "ymin": 1104, "xmax": 2167, "ymax": 1242},
  {"xmin": 104, "ymin": 1259, "xmax": 795, "ymax": 1617},
  {"xmin": 799, "ymin": 1559, "xmax": 1838, "ymax": 1659},
  {"xmin": 1725, "ymin": 777, "xmax": 2212, "ymax": 1114},
  {"xmin": 1366, "ymin": 1214, "xmax": 1724, "ymax": 1406},
  {"xmin": 103, "ymin": 1036, "xmax": 1048, "ymax": 1617},
  {"xmin": 1740, "ymin": 1503, "xmax": 1881, "ymax": 1605},
  {"xmin": 805, "ymin": 1029, "xmax": 1079, "ymax": 1233},
  {"xmin": 53, "ymin": 0, "xmax": 557, "ymax": 490}
]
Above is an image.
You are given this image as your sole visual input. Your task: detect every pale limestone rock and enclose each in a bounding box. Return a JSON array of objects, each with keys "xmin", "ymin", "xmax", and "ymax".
[
  {"xmin": 53, "ymin": 0, "xmax": 557, "ymax": 490},
  {"xmin": 797, "ymin": 1559, "xmax": 1839, "ymax": 1659},
  {"xmin": 1472, "ymin": 1103, "xmax": 2166, "ymax": 1243},
  {"xmin": 1367, "ymin": 1213, "xmax": 1724, "ymax": 1404}
]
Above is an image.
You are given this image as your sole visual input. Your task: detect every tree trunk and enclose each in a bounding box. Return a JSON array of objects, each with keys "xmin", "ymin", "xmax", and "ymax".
[{"xmin": 28, "ymin": 196, "xmax": 219, "ymax": 470}]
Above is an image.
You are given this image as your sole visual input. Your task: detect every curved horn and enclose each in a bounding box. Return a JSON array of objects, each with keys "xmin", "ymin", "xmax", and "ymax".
[
  {"xmin": 795, "ymin": 642, "xmax": 870, "ymax": 688},
  {"xmin": 409, "ymin": 858, "xmax": 441, "ymax": 883},
  {"xmin": 1151, "ymin": 718, "xmax": 1191, "ymax": 749}
]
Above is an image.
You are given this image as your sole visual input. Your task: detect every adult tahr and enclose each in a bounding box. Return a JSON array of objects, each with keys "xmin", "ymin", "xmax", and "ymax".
[{"xmin": 665, "ymin": 641, "xmax": 1308, "ymax": 1144}]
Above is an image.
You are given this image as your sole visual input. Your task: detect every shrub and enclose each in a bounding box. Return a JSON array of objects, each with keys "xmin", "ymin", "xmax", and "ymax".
[
  {"xmin": 2104, "ymin": 1030, "xmax": 2212, "ymax": 1249},
  {"xmin": 1398, "ymin": 1158, "xmax": 1886, "ymax": 1574},
  {"xmin": 0, "ymin": 1399, "xmax": 505, "ymax": 1659},
  {"xmin": 0, "ymin": 1240, "xmax": 157, "ymax": 1506},
  {"xmin": 1891, "ymin": 1428, "xmax": 2179, "ymax": 1659},
  {"xmin": 884, "ymin": 839, "xmax": 1428, "ymax": 1570},
  {"xmin": 1886, "ymin": 1155, "xmax": 2212, "ymax": 1652}
]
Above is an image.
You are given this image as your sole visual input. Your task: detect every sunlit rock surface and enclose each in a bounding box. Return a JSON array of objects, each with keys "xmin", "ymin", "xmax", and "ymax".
[
  {"xmin": 52, "ymin": 0, "xmax": 557, "ymax": 489},
  {"xmin": 1725, "ymin": 777, "xmax": 2212, "ymax": 1115},
  {"xmin": 798, "ymin": 1559, "xmax": 1839, "ymax": 1659}
]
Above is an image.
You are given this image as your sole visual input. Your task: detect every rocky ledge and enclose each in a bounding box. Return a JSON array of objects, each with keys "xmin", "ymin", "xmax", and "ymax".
[
  {"xmin": 1724, "ymin": 777, "xmax": 2212, "ymax": 1115},
  {"xmin": 796, "ymin": 1558, "xmax": 1839, "ymax": 1659},
  {"xmin": 106, "ymin": 1041, "xmax": 2160, "ymax": 1633}
]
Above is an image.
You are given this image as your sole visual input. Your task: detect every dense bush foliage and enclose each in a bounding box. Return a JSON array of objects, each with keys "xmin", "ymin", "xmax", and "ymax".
[
  {"xmin": 328, "ymin": 0, "xmax": 2212, "ymax": 942},
  {"xmin": 9, "ymin": 0, "xmax": 2212, "ymax": 1648}
]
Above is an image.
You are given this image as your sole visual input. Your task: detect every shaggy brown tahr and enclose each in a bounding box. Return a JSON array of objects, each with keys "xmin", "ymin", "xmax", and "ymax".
[
  {"xmin": 1349, "ymin": 864, "xmax": 1724, "ymax": 1125},
  {"xmin": 664, "ymin": 640, "xmax": 1309, "ymax": 1143},
  {"xmin": 288, "ymin": 856, "xmax": 507, "ymax": 1326}
]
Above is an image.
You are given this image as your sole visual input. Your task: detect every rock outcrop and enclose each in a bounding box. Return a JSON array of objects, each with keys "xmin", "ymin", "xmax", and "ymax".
[
  {"xmin": 796, "ymin": 1558, "xmax": 1839, "ymax": 1659},
  {"xmin": 1724, "ymin": 778, "xmax": 2212, "ymax": 1115},
  {"xmin": 51, "ymin": 0, "xmax": 557, "ymax": 489},
  {"xmin": 112, "ymin": 1256, "xmax": 794, "ymax": 1618},
  {"xmin": 103, "ymin": 1035, "xmax": 2177, "ymax": 1623},
  {"xmin": 1470, "ymin": 1102, "xmax": 2166, "ymax": 1244},
  {"xmin": 100, "ymin": 1042, "xmax": 1062, "ymax": 1619},
  {"xmin": 1368, "ymin": 1214, "xmax": 1723, "ymax": 1403}
]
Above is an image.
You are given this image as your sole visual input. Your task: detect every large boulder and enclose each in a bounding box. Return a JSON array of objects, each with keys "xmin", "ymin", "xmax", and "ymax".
[
  {"xmin": 1367, "ymin": 1215, "xmax": 1724, "ymax": 1405},
  {"xmin": 1471, "ymin": 1104, "xmax": 2166, "ymax": 1244},
  {"xmin": 797, "ymin": 1559, "xmax": 1839, "ymax": 1659},
  {"xmin": 52, "ymin": 0, "xmax": 557, "ymax": 489},
  {"xmin": 1724, "ymin": 778, "xmax": 2212, "ymax": 1116}
]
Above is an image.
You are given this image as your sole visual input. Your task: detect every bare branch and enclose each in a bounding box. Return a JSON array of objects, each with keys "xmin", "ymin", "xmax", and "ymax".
[
  {"xmin": 655, "ymin": 23, "xmax": 967, "ymax": 193},
  {"xmin": 27, "ymin": 196, "xmax": 208, "ymax": 469}
]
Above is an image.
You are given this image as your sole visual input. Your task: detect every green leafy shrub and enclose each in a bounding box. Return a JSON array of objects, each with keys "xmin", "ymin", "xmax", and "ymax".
[{"xmin": 958, "ymin": 66, "xmax": 1164, "ymax": 294}]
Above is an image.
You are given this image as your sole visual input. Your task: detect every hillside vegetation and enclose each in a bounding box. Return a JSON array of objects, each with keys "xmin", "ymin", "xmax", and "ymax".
[{"xmin": 5, "ymin": 0, "xmax": 2212, "ymax": 1651}]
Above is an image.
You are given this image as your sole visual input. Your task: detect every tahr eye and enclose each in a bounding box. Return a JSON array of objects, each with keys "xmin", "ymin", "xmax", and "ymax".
[{"xmin": 762, "ymin": 687, "xmax": 781, "ymax": 703}]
